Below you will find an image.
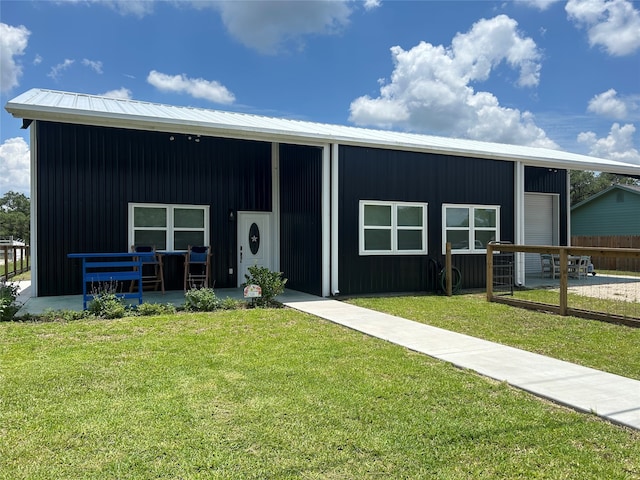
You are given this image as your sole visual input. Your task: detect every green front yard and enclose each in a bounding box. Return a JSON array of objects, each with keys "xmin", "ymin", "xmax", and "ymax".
[{"xmin": 1, "ymin": 304, "xmax": 639, "ymax": 479}]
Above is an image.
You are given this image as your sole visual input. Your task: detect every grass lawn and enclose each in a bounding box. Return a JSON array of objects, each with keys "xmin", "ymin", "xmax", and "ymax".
[
  {"xmin": 347, "ymin": 293, "xmax": 640, "ymax": 380},
  {"xmin": 511, "ymin": 288, "xmax": 640, "ymax": 321},
  {"xmin": 1, "ymin": 308, "xmax": 639, "ymax": 479}
]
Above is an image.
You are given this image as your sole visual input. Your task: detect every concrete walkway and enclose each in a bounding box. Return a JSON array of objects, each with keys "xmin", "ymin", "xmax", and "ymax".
[{"xmin": 278, "ymin": 290, "xmax": 640, "ymax": 431}]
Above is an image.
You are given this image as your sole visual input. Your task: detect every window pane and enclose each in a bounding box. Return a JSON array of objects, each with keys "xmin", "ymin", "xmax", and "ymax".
[
  {"xmin": 398, "ymin": 230, "xmax": 422, "ymax": 250},
  {"xmin": 474, "ymin": 231, "xmax": 496, "ymax": 249},
  {"xmin": 475, "ymin": 208, "xmax": 496, "ymax": 228},
  {"xmin": 364, "ymin": 205, "xmax": 391, "ymax": 226},
  {"xmin": 174, "ymin": 231, "xmax": 205, "ymax": 251},
  {"xmin": 134, "ymin": 230, "xmax": 166, "ymax": 250},
  {"xmin": 446, "ymin": 230, "xmax": 469, "ymax": 250},
  {"xmin": 134, "ymin": 207, "xmax": 166, "ymax": 227},
  {"xmin": 397, "ymin": 206, "xmax": 422, "ymax": 226},
  {"xmin": 446, "ymin": 208, "xmax": 469, "ymax": 227},
  {"xmin": 364, "ymin": 229, "xmax": 391, "ymax": 250},
  {"xmin": 175, "ymin": 208, "xmax": 205, "ymax": 228}
]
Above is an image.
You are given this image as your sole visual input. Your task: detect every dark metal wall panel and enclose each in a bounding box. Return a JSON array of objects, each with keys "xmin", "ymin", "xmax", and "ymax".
[
  {"xmin": 279, "ymin": 144, "xmax": 323, "ymax": 296},
  {"xmin": 36, "ymin": 121, "xmax": 271, "ymax": 295},
  {"xmin": 338, "ymin": 145, "xmax": 515, "ymax": 295},
  {"xmin": 524, "ymin": 166, "xmax": 568, "ymax": 244}
]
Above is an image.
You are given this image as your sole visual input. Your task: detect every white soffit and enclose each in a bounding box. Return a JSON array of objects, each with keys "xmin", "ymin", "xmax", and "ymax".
[{"xmin": 5, "ymin": 88, "xmax": 640, "ymax": 176}]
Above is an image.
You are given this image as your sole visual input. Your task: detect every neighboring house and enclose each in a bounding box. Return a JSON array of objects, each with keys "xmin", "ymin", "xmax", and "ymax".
[
  {"xmin": 571, "ymin": 184, "xmax": 640, "ymax": 236},
  {"xmin": 5, "ymin": 88, "xmax": 640, "ymax": 298}
]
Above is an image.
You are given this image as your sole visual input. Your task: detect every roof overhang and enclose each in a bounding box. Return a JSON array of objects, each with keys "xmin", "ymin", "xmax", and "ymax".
[{"xmin": 6, "ymin": 88, "xmax": 640, "ymax": 177}]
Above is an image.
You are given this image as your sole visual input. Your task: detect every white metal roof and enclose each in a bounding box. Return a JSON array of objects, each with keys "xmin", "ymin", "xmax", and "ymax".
[{"xmin": 6, "ymin": 88, "xmax": 640, "ymax": 176}]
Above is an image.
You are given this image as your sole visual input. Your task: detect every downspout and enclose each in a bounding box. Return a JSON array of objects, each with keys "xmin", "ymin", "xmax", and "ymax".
[
  {"xmin": 331, "ymin": 143, "xmax": 340, "ymax": 296},
  {"xmin": 30, "ymin": 122, "xmax": 38, "ymax": 297},
  {"xmin": 322, "ymin": 144, "xmax": 331, "ymax": 297},
  {"xmin": 566, "ymin": 170, "xmax": 572, "ymax": 246},
  {"xmin": 271, "ymin": 142, "xmax": 280, "ymax": 273},
  {"xmin": 514, "ymin": 161, "xmax": 525, "ymax": 286}
]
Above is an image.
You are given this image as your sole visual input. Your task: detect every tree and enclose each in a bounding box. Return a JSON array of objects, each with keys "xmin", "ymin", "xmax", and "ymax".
[
  {"xmin": 570, "ymin": 171, "xmax": 639, "ymax": 206},
  {"xmin": 0, "ymin": 191, "xmax": 30, "ymax": 242}
]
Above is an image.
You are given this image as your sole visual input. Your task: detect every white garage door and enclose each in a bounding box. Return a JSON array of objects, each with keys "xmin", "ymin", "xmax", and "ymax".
[{"xmin": 524, "ymin": 193, "xmax": 557, "ymax": 274}]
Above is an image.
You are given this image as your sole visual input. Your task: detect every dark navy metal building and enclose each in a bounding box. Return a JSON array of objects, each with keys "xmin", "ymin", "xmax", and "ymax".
[{"xmin": 6, "ymin": 89, "xmax": 640, "ymax": 298}]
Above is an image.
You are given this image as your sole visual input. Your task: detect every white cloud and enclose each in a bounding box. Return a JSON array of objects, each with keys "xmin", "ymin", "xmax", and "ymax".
[
  {"xmin": 102, "ymin": 0, "xmax": 155, "ymax": 17},
  {"xmin": 0, "ymin": 137, "xmax": 30, "ymax": 196},
  {"xmin": 0, "ymin": 23, "xmax": 30, "ymax": 94},
  {"xmin": 518, "ymin": 0, "xmax": 563, "ymax": 10},
  {"xmin": 82, "ymin": 58, "xmax": 103, "ymax": 74},
  {"xmin": 59, "ymin": 0, "xmax": 155, "ymax": 17},
  {"xmin": 364, "ymin": 0, "xmax": 381, "ymax": 11},
  {"xmin": 587, "ymin": 89, "xmax": 629, "ymax": 118},
  {"xmin": 147, "ymin": 70, "xmax": 235, "ymax": 104},
  {"xmin": 48, "ymin": 59, "xmax": 75, "ymax": 80},
  {"xmin": 349, "ymin": 15, "xmax": 557, "ymax": 148},
  {"xmin": 578, "ymin": 123, "xmax": 640, "ymax": 164},
  {"xmin": 211, "ymin": 0, "xmax": 352, "ymax": 54},
  {"xmin": 101, "ymin": 87, "xmax": 132, "ymax": 99},
  {"xmin": 566, "ymin": 0, "xmax": 640, "ymax": 56},
  {"xmin": 33, "ymin": 54, "xmax": 42, "ymax": 65},
  {"xmin": 47, "ymin": 1, "xmax": 360, "ymax": 54}
]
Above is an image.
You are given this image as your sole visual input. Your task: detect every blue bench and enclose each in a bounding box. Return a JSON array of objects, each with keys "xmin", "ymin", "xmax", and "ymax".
[{"xmin": 68, "ymin": 252, "xmax": 154, "ymax": 309}]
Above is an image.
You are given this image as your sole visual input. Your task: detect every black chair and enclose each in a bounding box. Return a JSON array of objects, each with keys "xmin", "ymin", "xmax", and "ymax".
[
  {"xmin": 184, "ymin": 245, "xmax": 212, "ymax": 290},
  {"xmin": 129, "ymin": 245, "xmax": 165, "ymax": 294}
]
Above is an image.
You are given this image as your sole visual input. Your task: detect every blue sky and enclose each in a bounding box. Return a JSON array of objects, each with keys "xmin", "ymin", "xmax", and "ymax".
[{"xmin": 2, "ymin": 0, "xmax": 639, "ymax": 197}]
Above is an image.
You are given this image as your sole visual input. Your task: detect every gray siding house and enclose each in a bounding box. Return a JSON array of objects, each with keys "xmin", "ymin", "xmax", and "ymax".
[{"xmin": 5, "ymin": 88, "xmax": 640, "ymax": 298}]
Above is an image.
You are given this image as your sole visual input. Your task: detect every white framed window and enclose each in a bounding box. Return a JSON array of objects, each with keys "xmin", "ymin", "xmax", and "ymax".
[
  {"xmin": 128, "ymin": 203, "xmax": 209, "ymax": 252},
  {"xmin": 442, "ymin": 204, "xmax": 499, "ymax": 254},
  {"xmin": 359, "ymin": 200, "xmax": 428, "ymax": 255}
]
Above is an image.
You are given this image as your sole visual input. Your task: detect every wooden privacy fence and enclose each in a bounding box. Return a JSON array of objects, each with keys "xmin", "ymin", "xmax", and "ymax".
[
  {"xmin": 1, "ymin": 245, "xmax": 31, "ymax": 282},
  {"xmin": 572, "ymin": 236, "xmax": 640, "ymax": 272},
  {"xmin": 486, "ymin": 243, "xmax": 640, "ymax": 327}
]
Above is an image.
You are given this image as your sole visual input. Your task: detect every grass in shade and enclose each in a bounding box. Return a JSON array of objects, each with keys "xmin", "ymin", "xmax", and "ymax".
[
  {"xmin": 1, "ymin": 308, "xmax": 639, "ymax": 479},
  {"xmin": 347, "ymin": 293, "xmax": 640, "ymax": 380}
]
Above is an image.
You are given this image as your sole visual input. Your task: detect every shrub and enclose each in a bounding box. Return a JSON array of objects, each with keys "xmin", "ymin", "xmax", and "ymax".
[
  {"xmin": 40, "ymin": 308, "xmax": 87, "ymax": 322},
  {"xmin": 88, "ymin": 292, "xmax": 127, "ymax": 319},
  {"xmin": 137, "ymin": 302, "xmax": 177, "ymax": 316},
  {"xmin": 86, "ymin": 281, "xmax": 132, "ymax": 319},
  {"xmin": 242, "ymin": 265, "xmax": 287, "ymax": 307},
  {"xmin": 183, "ymin": 288, "xmax": 220, "ymax": 312},
  {"xmin": 0, "ymin": 282, "xmax": 20, "ymax": 321},
  {"xmin": 220, "ymin": 297, "xmax": 243, "ymax": 310}
]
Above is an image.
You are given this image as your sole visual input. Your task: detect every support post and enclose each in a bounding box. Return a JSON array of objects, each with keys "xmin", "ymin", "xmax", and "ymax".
[
  {"xmin": 446, "ymin": 242, "xmax": 452, "ymax": 297},
  {"xmin": 486, "ymin": 242, "xmax": 494, "ymax": 301},
  {"xmin": 559, "ymin": 247, "xmax": 568, "ymax": 316},
  {"xmin": 2, "ymin": 246, "xmax": 7, "ymax": 280}
]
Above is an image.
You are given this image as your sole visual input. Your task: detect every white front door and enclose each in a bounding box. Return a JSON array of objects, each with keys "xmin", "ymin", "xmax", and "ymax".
[{"xmin": 237, "ymin": 212, "xmax": 272, "ymax": 287}]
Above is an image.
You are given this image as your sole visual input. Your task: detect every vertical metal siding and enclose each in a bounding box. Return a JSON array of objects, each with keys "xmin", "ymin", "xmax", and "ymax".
[
  {"xmin": 37, "ymin": 121, "xmax": 271, "ymax": 295},
  {"xmin": 338, "ymin": 145, "xmax": 515, "ymax": 295},
  {"xmin": 279, "ymin": 144, "xmax": 323, "ymax": 296}
]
